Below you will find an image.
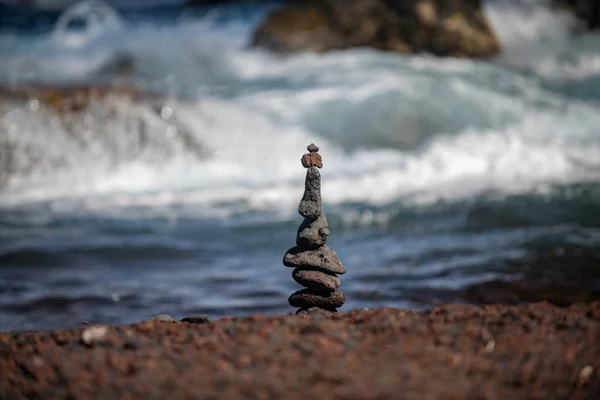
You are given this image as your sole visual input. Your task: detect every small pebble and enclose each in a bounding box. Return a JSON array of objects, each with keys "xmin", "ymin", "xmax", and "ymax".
[
  {"xmin": 301, "ymin": 152, "xmax": 323, "ymax": 169},
  {"xmin": 578, "ymin": 365, "xmax": 594, "ymax": 386},
  {"xmin": 81, "ymin": 325, "xmax": 109, "ymax": 345},
  {"xmin": 307, "ymin": 143, "xmax": 319, "ymax": 152}
]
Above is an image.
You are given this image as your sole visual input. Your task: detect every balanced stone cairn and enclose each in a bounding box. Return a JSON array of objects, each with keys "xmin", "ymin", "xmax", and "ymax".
[{"xmin": 283, "ymin": 143, "xmax": 346, "ymax": 313}]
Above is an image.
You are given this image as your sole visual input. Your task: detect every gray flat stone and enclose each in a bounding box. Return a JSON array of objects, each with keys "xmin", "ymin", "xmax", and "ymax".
[
  {"xmin": 284, "ymin": 245, "xmax": 346, "ymax": 275},
  {"xmin": 284, "ymin": 245, "xmax": 346, "ymax": 274},
  {"xmin": 293, "ymin": 268, "xmax": 340, "ymax": 291},
  {"xmin": 296, "ymin": 212, "xmax": 329, "ymax": 249},
  {"xmin": 298, "ymin": 167, "xmax": 322, "ymax": 220},
  {"xmin": 288, "ymin": 289, "xmax": 346, "ymax": 310}
]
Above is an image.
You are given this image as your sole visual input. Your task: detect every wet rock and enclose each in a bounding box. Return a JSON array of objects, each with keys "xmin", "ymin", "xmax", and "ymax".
[
  {"xmin": 298, "ymin": 166, "xmax": 322, "ymax": 220},
  {"xmin": 289, "ymin": 289, "xmax": 346, "ymax": 310},
  {"xmin": 0, "ymin": 85, "xmax": 150, "ymax": 114},
  {"xmin": 252, "ymin": 0, "xmax": 500, "ymax": 58},
  {"xmin": 284, "ymin": 245, "xmax": 346, "ymax": 275},
  {"xmin": 297, "ymin": 212, "xmax": 330, "ymax": 249},
  {"xmin": 293, "ymin": 268, "xmax": 340, "ymax": 292},
  {"xmin": 554, "ymin": 0, "xmax": 600, "ymax": 30},
  {"xmin": 0, "ymin": 84, "xmax": 207, "ymax": 188},
  {"xmin": 181, "ymin": 315, "xmax": 212, "ymax": 324},
  {"xmin": 456, "ymin": 245, "xmax": 600, "ymax": 307},
  {"xmin": 251, "ymin": 3, "xmax": 333, "ymax": 53}
]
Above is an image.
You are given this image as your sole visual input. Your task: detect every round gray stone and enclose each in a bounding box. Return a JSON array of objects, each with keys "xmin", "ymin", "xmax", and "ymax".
[
  {"xmin": 292, "ymin": 268, "xmax": 340, "ymax": 291},
  {"xmin": 296, "ymin": 212, "xmax": 329, "ymax": 249},
  {"xmin": 283, "ymin": 245, "xmax": 347, "ymax": 275},
  {"xmin": 288, "ymin": 289, "xmax": 346, "ymax": 309}
]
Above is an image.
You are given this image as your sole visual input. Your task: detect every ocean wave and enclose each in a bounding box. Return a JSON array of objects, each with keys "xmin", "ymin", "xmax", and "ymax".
[{"xmin": 1, "ymin": 0, "xmax": 599, "ymax": 215}]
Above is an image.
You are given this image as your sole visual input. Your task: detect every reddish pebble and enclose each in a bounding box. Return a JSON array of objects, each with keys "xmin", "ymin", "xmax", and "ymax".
[
  {"xmin": 301, "ymin": 153, "xmax": 323, "ymax": 169},
  {"xmin": 307, "ymin": 143, "xmax": 319, "ymax": 152}
]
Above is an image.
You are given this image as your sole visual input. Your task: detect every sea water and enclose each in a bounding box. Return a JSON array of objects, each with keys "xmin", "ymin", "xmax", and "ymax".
[{"xmin": 0, "ymin": 0, "xmax": 599, "ymax": 331}]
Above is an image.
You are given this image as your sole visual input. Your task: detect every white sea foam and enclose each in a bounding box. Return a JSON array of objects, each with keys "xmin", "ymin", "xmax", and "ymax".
[
  {"xmin": 484, "ymin": 0, "xmax": 600, "ymax": 80},
  {"xmin": 1, "ymin": 0, "xmax": 600, "ymax": 217}
]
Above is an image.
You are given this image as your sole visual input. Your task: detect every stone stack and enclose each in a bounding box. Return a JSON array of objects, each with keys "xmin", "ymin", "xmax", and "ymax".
[{"xmin": 283, "ymin": 143, "xmax": 346, "ymax": 312}]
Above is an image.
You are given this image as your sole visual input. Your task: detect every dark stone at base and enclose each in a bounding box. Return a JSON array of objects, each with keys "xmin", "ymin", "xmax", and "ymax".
[
  {"xmin": 296, "ymin": 212, "xmax": 329, "ymax": 249},
  {"xmin": 181, "ymin": 315, "xmax": 212, "ymax": 324},
  {"xmin": 293, "ymin": 268, "xmax": 340, "ymax": 292},
  {"xmin": 284, "ymin": 245, "xmax": 347, "ymax": 275},
  {"xmin": 251, "ymin": 0, "xmax": 500, "ymax": 58},
  {"xmin": 289, "ymin": 289, "xmax": 346, "ymax": 309}
]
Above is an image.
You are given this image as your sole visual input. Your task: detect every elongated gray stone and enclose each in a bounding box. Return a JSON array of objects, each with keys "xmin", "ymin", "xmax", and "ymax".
[
  {"xmin": 297, "ymin": 212, "xmax": 329, "ymax": 249},
  {"xmin": 298, "ymin": 166, "xmax": 322, "ymax": 220},
  {"xmin": 283, "ymin": 245, "xmax": 346, "ymax": 275},
  {"xmin": 293, "ymin": 268, "xmax": 340, "ymax": 292},
  {"xmin": 288, "ymin": 289, "xmax": 345, "ymax": 310}
]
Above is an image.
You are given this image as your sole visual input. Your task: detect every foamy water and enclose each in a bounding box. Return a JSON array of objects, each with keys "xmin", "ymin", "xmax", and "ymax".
[{"xmin": 2, "ymin": 0, "xmax": 600, "ymax": 213}]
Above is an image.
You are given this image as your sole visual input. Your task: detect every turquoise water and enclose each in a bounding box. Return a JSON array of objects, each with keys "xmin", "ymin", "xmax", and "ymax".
[{"xmin": 1, "ymin": 0, "xmax": 599, "ymax": 332}]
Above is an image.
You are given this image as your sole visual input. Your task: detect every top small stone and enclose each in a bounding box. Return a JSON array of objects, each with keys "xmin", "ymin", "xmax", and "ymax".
[{"xmin": 307, "ymin": 143, "xmax": 319, "ymax": 152}]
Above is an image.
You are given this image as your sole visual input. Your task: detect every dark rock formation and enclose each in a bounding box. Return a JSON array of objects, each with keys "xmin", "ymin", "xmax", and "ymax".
[
  {"xmin": 284, "ymin": 143, "xmax": 346, "ymax": 312},
  {"xmin": 555, "ymin": 0, "xmax": 600, "ymax": 30},
  {"xmin": 251, "ymin": 0, "xmax": 501, "ymax": 58},
  {"xmin": 0, "ymin": 85, "xmax": 206, "ymax": 187},
  {"xmin": 180, "ymin": 315, "xmax": 212, "ymax": 324}
]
